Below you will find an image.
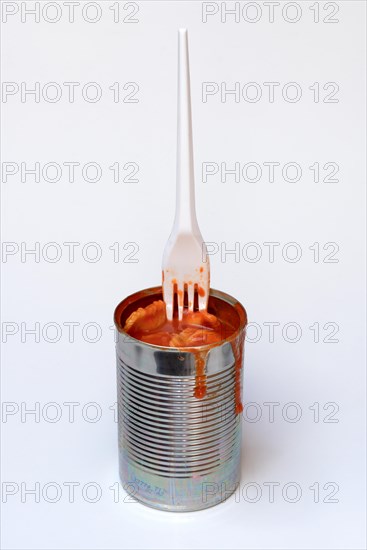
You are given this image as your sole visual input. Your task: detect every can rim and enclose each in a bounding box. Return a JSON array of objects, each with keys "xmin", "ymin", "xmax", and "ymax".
[{"xmin": 114, "ymin": 286, "xmax": 247, "ymax": 352}]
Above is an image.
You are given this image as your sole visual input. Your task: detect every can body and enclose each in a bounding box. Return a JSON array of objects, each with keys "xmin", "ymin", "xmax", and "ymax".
[{"xmin": 114, "ymin": 287, "xmax": 247, "ymax": 512}]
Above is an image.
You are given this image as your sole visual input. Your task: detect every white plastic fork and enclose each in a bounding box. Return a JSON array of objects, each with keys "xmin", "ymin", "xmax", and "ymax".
[{"xmin": 162, "ymin": 29, "xmax": 210, "ymax": 321}]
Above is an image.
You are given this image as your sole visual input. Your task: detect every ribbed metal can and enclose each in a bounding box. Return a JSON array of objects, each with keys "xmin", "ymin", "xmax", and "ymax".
[{"xmin": 114, "ymin": 286, "xmax": 247, "ymax": 512}]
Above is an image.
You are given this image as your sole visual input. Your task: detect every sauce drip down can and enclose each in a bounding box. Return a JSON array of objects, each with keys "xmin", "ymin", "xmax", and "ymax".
[{"xmin": 114, "ymin": 287, "xmax": 247, "ymax": 511}]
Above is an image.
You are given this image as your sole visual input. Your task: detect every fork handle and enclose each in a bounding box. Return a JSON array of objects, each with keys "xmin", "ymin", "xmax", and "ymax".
[{"xmin": 174, "ymin": 29, "xmax": 200, "ymax": 235}]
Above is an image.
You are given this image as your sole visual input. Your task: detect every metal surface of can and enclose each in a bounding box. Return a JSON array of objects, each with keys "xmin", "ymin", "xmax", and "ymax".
[{"xmin": 114, "ymin": 287, "xmax": 247, "ymax": 512}]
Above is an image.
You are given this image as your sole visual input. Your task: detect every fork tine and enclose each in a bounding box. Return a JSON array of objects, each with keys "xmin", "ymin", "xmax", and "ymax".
[
  {"xmin": 177, "ymin": 281, "xmax": 184, "ymax": 321},
  {"xmin": 198, "ymin": 291, "xmax": 208, "ymax": 312},
  {"xmin": 187, "ymin": 284, "xmax": 194, "ymax": 312},
  {"xmin": 163, "ymin": 282, "xmax": 174, "ymax": 321}
]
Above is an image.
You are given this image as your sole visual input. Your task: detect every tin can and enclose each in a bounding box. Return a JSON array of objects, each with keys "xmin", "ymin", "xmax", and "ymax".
[{"xmin": 114, "ymin": 286, "xmax": 247, "ymax": 512}]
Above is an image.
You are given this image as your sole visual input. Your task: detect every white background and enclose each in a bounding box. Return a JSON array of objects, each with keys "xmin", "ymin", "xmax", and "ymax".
[{"xmin": 1, "ymin": 1, "xmax": 366, "ymax": 549}]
